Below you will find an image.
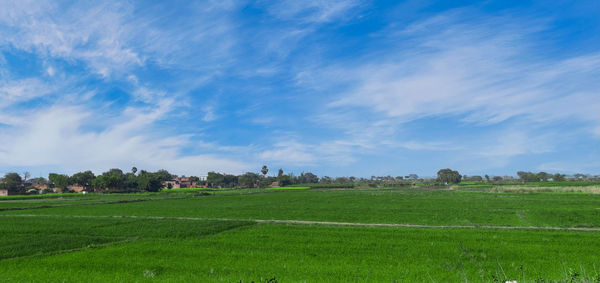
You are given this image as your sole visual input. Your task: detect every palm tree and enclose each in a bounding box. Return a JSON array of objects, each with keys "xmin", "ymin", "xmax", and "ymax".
[{"xmin": 261, "ymin": 165, "xmax": 268, "ymax": 177}]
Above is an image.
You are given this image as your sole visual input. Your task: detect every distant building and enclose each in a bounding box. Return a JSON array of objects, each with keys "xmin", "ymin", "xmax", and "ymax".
[
  {"xmin": 162, "ymin": 177, "xmax": 199, "ymax": 189},
  {"xmin": 31, "ymin": 183, "xmax": 49, "ymax": 190},
  {"xmin": 68, "ymin": 184, "xmax": 89, "ymax": 193},
  {"xmin": 0, "ymin": 189, "xmax": 22, "ymax": 196}
]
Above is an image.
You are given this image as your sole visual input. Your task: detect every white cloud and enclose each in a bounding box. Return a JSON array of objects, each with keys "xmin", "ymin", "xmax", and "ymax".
[
  {"xmin": 396, "ymin": 141, "xmax": 457, "ymax": 151},
  {"xmin": 259, "ymin": 141, "xmax": 317, "ymax": 165},
  {"xmin": 297, "ymin": 11, "xmax": 600, "ymax": 164},
  {"xmin": 0, "ymin": 1, "xmax": 249, "ymax": 175},
  {"xmin": 537, "ymin": 161, "xmax": 600, "ymax": 174},
  {"xmin": 258, "ymin": 138, "xmax": 361, "ymax": 166},
  {"xmin": 0, "ymin": 103, "xmax": 250, "ymax": 175},
  {"xmin": 0, "ymin": 1, "xmax": 238, "ymax": 78},
  {"xmin": 475, "ymin": 130, "xmax": 555, "ymax": 166},
  {"xmin": 264, "ymin": 0, "xmax": 361, "ymax": 23},
  {"xmin": 0, "ymin": 1, "xmax": 141, "ymax": 77},
  {"xmin": 0, "ymin": 78, "xmax": 55, "ymax": 109},
  {"xmin": 201, "ymin": 106, "xmax": 218, "ymax": 122},
  {"xmin": 46, "ymin": 66, "xmax": 55, "ymax": 76},
  {"xmin": 325, "ymin": 15, "xmax": 600, "ymax": 128}
]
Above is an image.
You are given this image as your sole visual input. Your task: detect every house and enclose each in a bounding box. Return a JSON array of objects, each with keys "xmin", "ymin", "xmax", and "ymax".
[
  {"xmin": 68, "ymin": 184, "xmax": 89, "ymax": 193},
  {"xmin": 162, "ymin": 179, "xmax": 180, "ymax": 189},
  {"xmin": 53, "ymin": 187, "xmax": 67, "ymax": 193},
  {"xmin": 31, "ymin": 183, "xmax": 49, "ymax": 190},
  {"xmin": 0, "ymin": 189, "xmax": 21, "ymax": 196},
  {"xmin": 162, "ymin": 177, "xmax": 198, "ymax": 189}
]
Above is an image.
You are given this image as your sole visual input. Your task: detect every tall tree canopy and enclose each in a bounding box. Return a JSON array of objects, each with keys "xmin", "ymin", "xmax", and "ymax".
[
  {"xmin": 0, "ymin": 172, "xmax": 23, "ymax": 192},
  {"xmin": 436, "ymin": 169, "xmax": 462, "ymax": 184}
]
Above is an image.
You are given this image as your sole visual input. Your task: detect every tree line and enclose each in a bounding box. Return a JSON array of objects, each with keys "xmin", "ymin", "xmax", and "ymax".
[
  {"xmin": 205, "ymin": 168, "xmax": 319, "ymax": 188},
  {"xmin": 1, "ymin": 166, "xmax": 599, "ymax": 194},
  {"xmin": 0, "ymin": 167, "xmax": 174, "ymax": 193}
]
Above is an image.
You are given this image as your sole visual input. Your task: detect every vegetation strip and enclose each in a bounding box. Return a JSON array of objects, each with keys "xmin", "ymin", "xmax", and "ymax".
[
  {"xmin": 3, "ymin": 214, "xmax": 600, "ymax": 231},
  {"xmin": 0, "ymin": 195, "xmax": 197, "ymax": 211},
  {"xmin": 1, "ymin": 237, "xmax": 140, "ymax": 262}
]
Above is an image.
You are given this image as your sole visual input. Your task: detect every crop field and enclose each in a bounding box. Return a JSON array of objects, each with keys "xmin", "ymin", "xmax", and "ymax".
[{"xmin": 2, "ymin": 186, "xmax": 600, "ymax": 282}]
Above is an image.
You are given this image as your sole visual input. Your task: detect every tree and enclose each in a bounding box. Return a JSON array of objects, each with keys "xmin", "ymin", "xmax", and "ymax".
[
  {"xmin": 278, "ymin": 175, "xmax": 292, "ymax": 187},
  {"xmin": 277, "ymin": 169, "xmax": 284, "ymax": 178},
  {"xmin": 30, "ymin": 177, "xmax": 48, "ymax": 184},
  {"xmin": 484, "ymin": 174, "xmax": 490, "ymax": 182},
  {"xmin": 70, "ymin": 171, "xmax": 95, "ymax": 187},
  {"xmin": 22, "ymin": 171, "xmax": 31, "ymax": 183},
  {"xmin": 239, "ymin": 172, "xmax": 260, "ymax": 188},
  {"xmin": 131, "ymin": 167, "xmax": 138, "ymax": 174},
  {"xmin": 437, "ymin": 169, "xmax": 462, "ymax": 184},
  {"xmin": 92, "ymin": 169, "xmax": 126, "ymax": 190},
  {"xmin": 154, "ymin": 169, "xmax": 172, "ymax": 182},
  {"xmin": 48, "ymin": 173, "xmax": 70, "ymax": 189},
  {"xmin": 0, "ymin": 172, "xmax": 23, "ymax": 192},
  {"xmin": 470, "ymin": 176, "xmax": 483, "ymax": 182},
  {"xmin": 536, "ymin": 172, "xmax": 551, "ymax": 182},
  {"xmin": 553, "ymin": 173, "xmax": 566, "ymax": 182},
  {"xmin": 517, "ymin": 171, "xmax": 538, "ymax": 182},
  {"xmin": 261, "ymin": 165, "xmax": 268, "ymax": 177},
  {"xmin": 136, "ymin": 170, "xmax": 162, "ymax": 192},
  {"xmin": 124, "ymin": 173, "xmax": 138, "ymax": 190},
  {"xmin": 207, "ymin": 172, "xmax": 225, "ymax": 188},
  {"xmin": 405, "ymin": 174, "xmax": 419, "ymax": 180},
  {"xmin": 298, "ymin": 172, "xmax": 319, "ymax": 184}
]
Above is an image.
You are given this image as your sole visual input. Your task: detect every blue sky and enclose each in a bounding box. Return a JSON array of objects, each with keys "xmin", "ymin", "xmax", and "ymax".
[{"xmin": 1, "ymin": 0, "xmax": 599, "ymax": 178}]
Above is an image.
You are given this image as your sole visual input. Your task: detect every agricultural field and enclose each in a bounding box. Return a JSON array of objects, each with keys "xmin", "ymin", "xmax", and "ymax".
[{"xmin": 2, "ymin": 186, "xmax": 600, "ymax": 282}]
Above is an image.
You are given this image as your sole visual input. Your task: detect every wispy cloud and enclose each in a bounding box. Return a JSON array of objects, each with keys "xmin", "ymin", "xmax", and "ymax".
[
  {"xmin": 0, "ymin": 1, "xmax": 238, "ymax": 78},
  {"xmin": 0, "ymin": 78, "xmax": 55, "ymax": 109},
  {"xmin": 264, "ymin": 0, "xmax": 362, "ymax": 23},
  {"xmin": 298, "ymin": 10, "xmax": 600, "ymax": 166},
  {"xmin": 0, "ymin": 2, "xmax": 598, "ymax": 176},
  {"xmin": 0, "ymin": 0, "xmax": 250, "ymax": 175},
  {"xmin": 327, "ymin": 22, "xmax": 600, "ymax": 127},
  {"xmin": 0, "ymin": 1, "xmax": 141, "ymax": 77},
  {"xmin": 0, "ymin": 102, "xmax": 249, "ymax": 175}
]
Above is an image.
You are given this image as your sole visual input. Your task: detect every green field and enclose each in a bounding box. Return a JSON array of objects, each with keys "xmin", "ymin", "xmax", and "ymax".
[{"xmin": 2, "ymin": 186, "xmax": 600, "ymax": 282}]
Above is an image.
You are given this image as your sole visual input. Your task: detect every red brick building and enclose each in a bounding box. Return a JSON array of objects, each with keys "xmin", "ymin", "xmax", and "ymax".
[
  {"xmin": 31, "ymin": 183, "xmax": 49, "ymax": 190},
  {"xmin": 162, "ymin": 177, "xmax": 199, "ymax": 189},
  {"xmin": 68, "ymin": 185, "xmax": 88, "ymax": 193}
]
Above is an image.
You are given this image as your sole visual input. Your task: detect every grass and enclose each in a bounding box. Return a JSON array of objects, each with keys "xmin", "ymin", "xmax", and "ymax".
[
  {"xmin": 265, "ymin": 186, "xmax": 311, "ymax": 190},
  {"xmin": 0, "ymin": 191, "xmax": 196, "ymax": 210},
  {"xmin": 0, "ymin": 192, "xmax": 82, "ymax": 200},
  {"xmin": 486, "ymin": 185, "xmax": 600, "ymax": 194},
  {"xmin": 163, "ymin": 186, "xmax": 311, "ymax": 192},
  {"xmin": 0, "ymin": 215, "xmax": 252, "ymax": 260},
  {"xmin": 458, "ymin": 181, "xmax": 493, "ymax": 187},
  {"xmin": 1, "ymin": 218, "xmax": 600, "ymax": 282},
  {"xmin": 162, "ymin": 187, "xmax": 230, "ymax": 192},
  {"xmin": 6, "ymin": 187, "xmax": 600, "ymax": 228},
  {"xmin": 2, "ymin": 186, "xmax": 600, "ymax": 281},
  {"xmin": 457, "ymin": 181, "xmax": 600, "ymax": 187}
]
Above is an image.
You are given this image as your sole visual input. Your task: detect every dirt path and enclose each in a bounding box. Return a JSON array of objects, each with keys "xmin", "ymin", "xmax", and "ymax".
[{"xmin": 3, "ymin": 214, "xmax": 600, "ymax": 231}]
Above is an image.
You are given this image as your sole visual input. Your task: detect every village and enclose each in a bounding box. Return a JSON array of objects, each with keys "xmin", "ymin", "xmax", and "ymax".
[{"xmin": 0, "ymin": 174, "xmax": 206, "ymax": 196}]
